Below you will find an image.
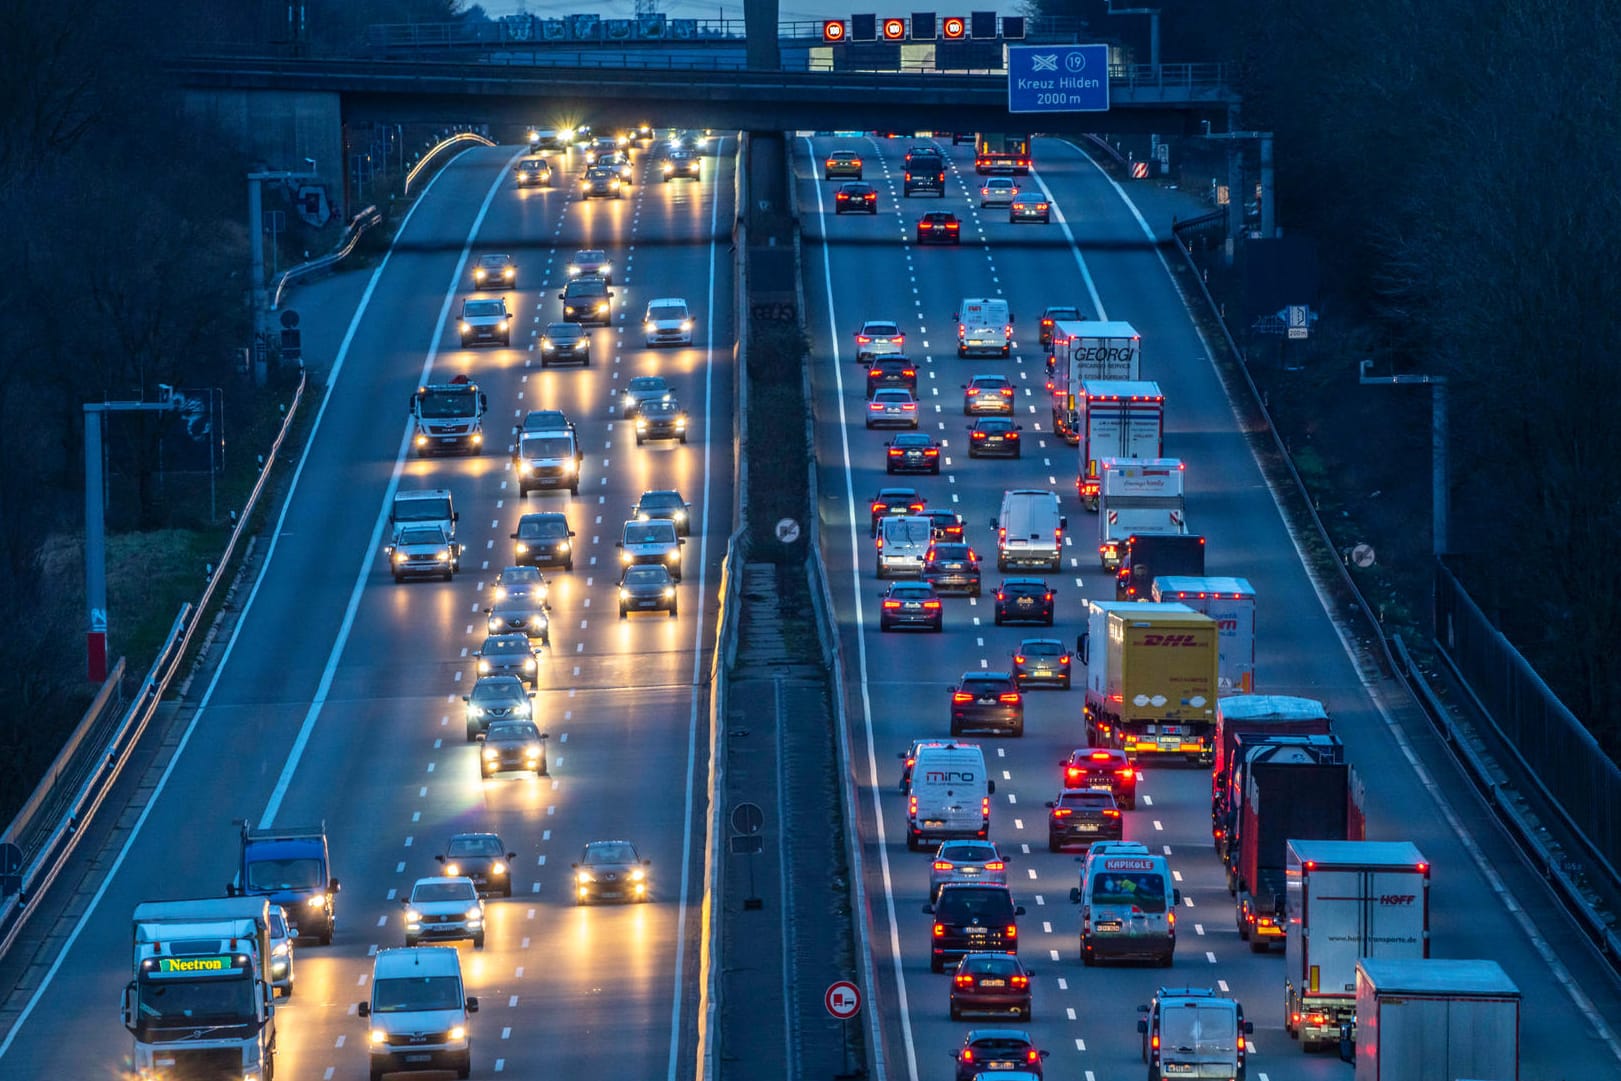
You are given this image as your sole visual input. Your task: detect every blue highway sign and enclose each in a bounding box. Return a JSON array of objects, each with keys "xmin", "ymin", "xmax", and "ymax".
[{"xmin": 1007, "ymin": 44, "xmax": 1110, "ymax": 113}]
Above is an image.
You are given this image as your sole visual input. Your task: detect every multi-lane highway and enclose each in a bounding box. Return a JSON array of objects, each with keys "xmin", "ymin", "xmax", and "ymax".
[
  {"xmin": 0, "ymin": 138, "xmax": 733, "ymax": 1078},
  {"xmin": 798, "ymin": 134, "xmax": 1621, "ymax": 1080}
]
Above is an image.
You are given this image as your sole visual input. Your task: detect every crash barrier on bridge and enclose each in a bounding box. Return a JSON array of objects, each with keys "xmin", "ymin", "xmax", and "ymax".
[
  {"xmin": 1169, "ymin": 215, "xmax": 1621, "ymax": 972},
  {"xmin": 404, "ymin": 129, "xmax": 495, "ymax": 196},
  {"xmin": 0, "ymin": 370, "xmax": 309, "ymax": 962},
  {"xmin": 271, "ymin": 204, "xmax": 383, "ymax": 310}
]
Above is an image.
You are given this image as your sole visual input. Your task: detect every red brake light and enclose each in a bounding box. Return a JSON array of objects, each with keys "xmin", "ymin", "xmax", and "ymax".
[
  {"xmin": 1025, "ymin": 1050, "xmax": 1037, "ymax": 1063},
  {"xmin": 960, "ymin": 1049, "xmax": 973, "ymax": 1062},
  {"xmin": 1010, "ymin": 974, "xmax": 1029, "ymax": 988},
  {"xmin": 933, "ymin": 861, "xmax": 952, "ymax": 871},
  {"xmin": 924, "ymin": 448, "xmax": 938, "ymax": 456},
  {"xmin": 888, "ymin": 448, "xmax": 902, "ymax": 457},
  {"xmin": 869, "ymin": 368, "xmax": 883, "ymax": 377},
  {"xmin": 998, "ymin": 692, "xmax": 1021, "ymax": 704},
  {"xmin": 952, "ymin": 692, "xmax": 973, "ymax": 703},
  {"xmin": 857, "ymin": 334, "xmax": 871, "ymax": 343},
  {"xmin": 908, "ymin": 501, "xmax": 924, "ymax": 512},
  {"xmin": 1118, "ymin": 768, "xmax": 1135, "ymax": 779},
  {"xmin": 882, "ymin": 600, "xmax": 901, "ymax": 610},
  {"xmin": 1065, "ymin": 769, "xmax": 1082, "ymax": 784},
  {"xmin": 1104, "ymin": 809, "xmax": 1121, "ymax": 818},
  {"xmin": 1006, "ymin": 924, "xmax": 1017, "ymax": 939},
  {"xmin": 1417, "ymin": 863, "xmax": 1429, "ymax": 873},
  {"xmin": 954, "ymin": 973, "xmax": 974, "ymax": 987},
  {"xmin": 1013, "ymin": 655, "xmax": 1026, "ymax": 664},
  {"xmin": 1090, "ymin": 751, "xmax": 1112, "ymax": 760},
  {"xmin": 923, "ymin": 600, "xmax": 942, "ymax": 610},
  {"xmin": 1051, "ymin": 808, "xmax": 1072, "ymax": 817},
  {"xmin": 983, "ymin": 861, "xmax": 1004, "ymax": 871}
]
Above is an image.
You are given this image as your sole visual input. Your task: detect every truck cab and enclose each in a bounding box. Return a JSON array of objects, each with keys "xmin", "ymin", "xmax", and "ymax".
[
  {"xmin": 230, "ymin": 822, "xmax": 340, "ymax": 945},
  {"xmin": 409, "ymin": 377, "xmax": 487, "ymax": 456}
]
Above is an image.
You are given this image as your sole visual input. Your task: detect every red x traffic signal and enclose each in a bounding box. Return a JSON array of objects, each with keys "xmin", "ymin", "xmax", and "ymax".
[{"xmin": 822, "ymin": 19, "xmax": 846, "ymax": 42}]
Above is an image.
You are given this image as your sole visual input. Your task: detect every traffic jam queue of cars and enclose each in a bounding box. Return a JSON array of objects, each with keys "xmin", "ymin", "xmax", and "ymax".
[
  {"xmin": 826, "ymin": 136, "xmax": 1457, "ymax": 1081},
  {"xmin": 362, "ymin": 125, "xmax": 697, "ymax": 1080}
]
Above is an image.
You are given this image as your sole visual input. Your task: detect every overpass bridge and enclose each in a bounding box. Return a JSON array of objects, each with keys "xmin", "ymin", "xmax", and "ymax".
[{"xmin": 169, "ymin": 53, "xmax": 1237, "ymax": 137}]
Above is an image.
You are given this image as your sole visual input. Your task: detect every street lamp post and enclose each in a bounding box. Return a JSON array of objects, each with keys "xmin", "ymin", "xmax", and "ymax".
[
  {"xmin": 84, "ymin": 391, "xmax": 183, "ymax": 682},
  {"xmin": 1359, "ymin": 360, "xmax": 1449, "ymax": 557}
]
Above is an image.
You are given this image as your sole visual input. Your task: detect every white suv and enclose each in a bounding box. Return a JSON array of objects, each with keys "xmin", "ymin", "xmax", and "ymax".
[
  {"xmin": 643, "ymin": 297, "xmax": 694, "ymax": 346},
  {"xmin": 979, "ymin": 177, "xmax": 1019, "ymax": 207}
]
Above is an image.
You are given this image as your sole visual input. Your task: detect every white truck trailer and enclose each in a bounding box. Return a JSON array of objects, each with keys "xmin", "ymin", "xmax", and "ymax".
[{"xmin": 1284, "ymin": 840, "xmax": 1431, "ymax": 1052}]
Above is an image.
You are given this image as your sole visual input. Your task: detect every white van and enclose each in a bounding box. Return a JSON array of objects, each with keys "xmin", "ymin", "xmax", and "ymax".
[
  {"xmin": 991, "ymin": 489, "xmax": 1066, "ymax": 571},
  {"xmin": 954, "ymin": 297, "xmax": 1013, "ymax": 358},
  {"xmin": 877, "ymin": 515, "xmax": 933, "ymax": 578},
  {"xmin": 1070, "ymin": 849, "xmax": 1180, "ymax": 966},
  {"xmin": 358, "ymin": 946, "xmax": 478, "ymax": 1078},
  {"xmin": 906, "ymin": 741, "xmax": 995, "ymax": 851}
]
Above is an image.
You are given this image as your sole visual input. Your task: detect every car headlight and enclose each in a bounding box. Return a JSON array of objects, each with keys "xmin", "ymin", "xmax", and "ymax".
[
  {"xmin": 580, "ymin": 180, "xmax": 590, "ymax": 190},
  {"xmin": 618, "ymin": 588, "xmax": 630, "ymax": 600},
  {"xmin": 405, "ymin": 909, "xmax": 421, "ymax": 923},
  {"xmin": 662, "ymin": 587, "xmax": 675, "ymax": 599},
  {"xmin": 645, "ymin": 321, "xmax": 656, "ymax": 332},
  {"xmin": 503, "ymin": 267, "xmax": 515, "ymax": 278},
  {"xmin": 306, "ymin": 894, "xmax": 327, "ymax": 910},
  {"xmin": 636, "ymin": 419, "xmax": 647, "ymax": 430},
  {"xmin": 478, "ymin": 660, "xmax": 491, "ymax": 673},
  {"xmin": 484, "ymin": 748, "xmax": 499, "ymax": 760},
  {"xmin": 562, "ymin": 460, "xmax": 576, "ymax": 474},
  {"xmin": 631, "ymin": 868, "xmax": 646, "ymax": 881},
  {"xmin": 437, "ymin": 550, "xmax": 450, "ymax": 561},
  {"xmin": 490, "ymin": 617, "xmax": 505, "ymax": 629},
  {"xmin": 673, "ymin": 510, "xmax": 687, "ymax": 521},
  {"xmin": 514, "ymin": 702, "xmax": 530, "ymax": 717},
  {"xmin": 519, "ymin": 462, "xmax": 533, "ymax": 475},
  {"xmin": 394, "ymin": 552, "xmax": 407, "ymax": 563},
  {"xmin": 415, "ymin": 434, "xmax": 427, "ymax": 446},
  {"xmin": 370, "ymin": 1029, "xmax": 388, "ymax": 1045},
  {"xmin": 576, "ymin": 871, "xmax": 594, "ymax": 883},
  {"xmin": 458, "ymin": 321, "xmax": 470, "ymax": 332},
  {"xmin": 491, "ymin": 861, "xmax": 507, "ymax": 875},
  {"xmin": 595, "ymin": 302, "xmax": 608, "ymax": 312},
  {"xmin": 557, "ymin": 540, "xmax": 570, "ymax": 552},
  {"xmin": 498, "ymin": 320, "xmax": 509, "ymax": 331},
  {"xmin": 449, "ymin": 1026, "xmax": 467, "ymax": 1042},
  {"xmin": 575, "ymin": 339, "xmax": 588, "ymax": 349},
  {"xmin": 466, "ymin": 706, "xmax": 483, "ymax": 719},
  {"xmin": 621, "ymin": 551, "xmax": 633, "ymax": 563},
  {"xmin": 444, "ymin": 862, "xmax": 461, "ymax": 877},
  {"xmin": 523, "ymin": 658, "xmax": 535, "ymax": 670},
  {"xmin": 515, "ymin": 543, "xmax": 529, "ymax": 555},
  {"xmin": 272, "ymin": 941, "xmax": 290, "ymax": 957},
  {"xmin": 466, "ymin": 907, "xmax": 483, "ymax": 920},
  {"xmin": 681, "ymin": 320, "xmax": 694, "ymax": 331},
  {"xmin": 474, "ymin": 269, "xmax": 487, "ymax": 279},
  {"xmin": 665, "ymin": 550, "xmax": 679, "ymax": 561},
  {"xmin": 541, "ymin": 339, "xmax": 553, "ymax": 349}
]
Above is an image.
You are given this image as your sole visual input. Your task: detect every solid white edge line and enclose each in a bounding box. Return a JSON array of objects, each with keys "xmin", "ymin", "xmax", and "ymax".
[
  {"xmin": 1027, "ymin": 162, "xmax": 1108, "ymax": 321},
  {"xmin": 258, "ymin": 146, "xmax": 525, "ymax": 827},
  {"xmin": 668, "ymin": 132, "xmax": 727, "ymax": 1081},
  {"xmin": 0, "ymin": 148, "xmax": 488, "ymax": 1063},
  {"xmin": 803, "ymin": 134, "xmax": 922, "ymax": 1081},
  {"xmin": 1061, "ymin": 137, "xmax": 1621, "ymax": 1064}
]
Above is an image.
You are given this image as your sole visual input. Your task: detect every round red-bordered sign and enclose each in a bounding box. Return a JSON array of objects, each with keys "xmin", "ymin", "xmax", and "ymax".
[{"xmin": 824, "ymin": 979, "xmax": 862, "ymax": 1020}]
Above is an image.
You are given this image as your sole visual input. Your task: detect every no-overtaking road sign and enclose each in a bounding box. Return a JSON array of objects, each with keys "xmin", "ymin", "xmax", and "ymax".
[
  {"xmin": 825, "ymin": 979, "xmax": 862, "ymax": 1019},
  {"xmin": 1007, "ymin": 44, "xmax": 1110, "ymax": 113}
]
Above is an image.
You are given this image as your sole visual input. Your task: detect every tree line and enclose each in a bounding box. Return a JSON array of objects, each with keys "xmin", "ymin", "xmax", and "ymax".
[{"xmin": 1034, "ymin": 0, "xmax": 1621, "ymax": 757}]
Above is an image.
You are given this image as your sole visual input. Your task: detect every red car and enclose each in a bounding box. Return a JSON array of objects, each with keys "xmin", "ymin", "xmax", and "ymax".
[
  {"xmin": 916, "ymin": 212, "xmax": 961, "ymax": 245},
  {"xmin": 1060, "ymin": 747, "xmax": 1138, "ymax": 809}
]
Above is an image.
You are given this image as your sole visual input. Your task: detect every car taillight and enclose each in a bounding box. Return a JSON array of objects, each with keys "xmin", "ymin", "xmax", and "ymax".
[
  {"xmin": 983, "ymin": 861, "xmax": 1004, "ymax": 871},
  {"xmin": 909, "ymin": 502, "xmax": 924, "ymax": 512},
  {"xmin": 952, "ymin": 691, "xmax": 973, "ymax": 702},
  {"xmin": 902, "ymin": 402, "xmax": 916, "ymax": 411},
  {"xmin": 998, "ymin": 692, "xmax": 1021, "ymax": 704},
  {"xmin": 1060, "ymin": 654, "xmax": 1071, "ymax": 664},
  {"xmin": 857, "ymin": 335, "xmax": 871, "ymax": 344},
  {"xmin": 883, "ymin": 600, "xmax": 901, "ymax": 609},
  {"xmin": 888, "ymin": 448, "xmax": 902, "ymax": 457},
  {"xmin": 870, "ymin": 369, "xmax": 883, "ymax": 377},
  {"xmin": 933, "ymin": 923, "xmax": 945, "ymax": 938},
  {"xmin": 1001, "ymin": 387, "xmax": 1014, "ymax": 396},
  {"xmin": 1118, "ymin": 768, "xmax": 1135, "ymax": 779},
  {"xmin": 1013, "ymin": 655, "xmax": 1026, "ymax": 664},
  {"xmin": 903, "ymin": 369, "xmax": 916, "ymax": 377},
  {"xmin": 1044, "ymin": 592, "xmax": 1053, "ymax": 601},
  {"xmin": 960, "ymin": 1049, "xmax": 973, "ymax": 1063},
  {"xmin": 981, "ymin": 797, "xmax": 990, "ymax": 815},
  {"xmin": 1104, "ymin": 809, "xmax": 1121, "ymax": 818},
  {"xmin": 1003, "ymin": 324, "xmax": 1012, "ymax": 337},
  {"xmin": 869, "ymin": 402, "xmax": 882, "ymax": 411},
  {"xmin": 954, "ymin": 973, "xmax": 974, "ymax": 987},
  {"xmin": 923, "ymin": 600, "xmax": 941, "ymax": 610},
  {"xmin": 1051, "ymin": 808, "xmax": 1071, "ymax": 817},
  {"xmin": 1006, "ymin": 924, "xmax": 1018, "ymax": 940},
  {"xmin": 1090, "ymin": 751, "xmax": 1112, "ymax": 761},
  {"xmin": 909, "ymin": 795, "xmax": 918, "ymax": 814},
  {"xmin": 1010, "ymin": 974, "xmax": 1029, "ymax": 988},
  {"xmin": 933, "ymin": 861, "xmax": 953, "ymax": 871},
  {"xmin": 972, "ymin": 432, "xmax": 985, "ymax": 440},
  {"xmin": 924, "ymin": 448, "xmax": 938, "ymax": 456},
  {"xmin": 1065, "ymin": 769, "xmax": 1082, "ymax": 785}
]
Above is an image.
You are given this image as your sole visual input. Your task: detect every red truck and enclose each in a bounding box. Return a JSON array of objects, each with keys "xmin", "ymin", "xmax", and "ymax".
[{"xmin": 1211, "ymin": 696, "xmax": 1333, "ymax": 847}]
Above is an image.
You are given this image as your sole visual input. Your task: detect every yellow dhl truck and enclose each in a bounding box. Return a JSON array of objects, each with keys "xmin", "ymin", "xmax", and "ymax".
[{"xmin": 1079, "ymin": 601, "xmax": 1219, "ymax": 763}]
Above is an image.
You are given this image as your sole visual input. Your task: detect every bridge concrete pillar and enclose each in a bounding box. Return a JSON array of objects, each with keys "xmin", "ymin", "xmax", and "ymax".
[
  {"xmin": 744, "ymin": 0, "xmax": 781, "ymax": 70},
  {"xmin": 745, "ymin": 132, "xmax": 798, "ymax": 327}
]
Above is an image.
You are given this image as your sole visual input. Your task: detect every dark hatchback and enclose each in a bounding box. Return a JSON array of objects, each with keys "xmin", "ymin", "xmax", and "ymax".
[
  {"xmin": 950, "ymin": 954, "xmax": 1033, "ymax": 1021},
  {"xmin": 879, "ymin": 581, "xmax": 943, "ymax": 632},
  {"xmin": 968, "ymin": 417, "xmax": 1023, "ymax": 458},
  {"xmin": 1046, "ymin": 788, "xmax": 1124, "ymax": 851},
  {"xmin": 950, "ymin": 673, "xmax": 1024, "ymax": 737},
  {"xmin": 993, "ymin": 579, "xmax": 1054, "ymax": 625},
  {"xmin": 923, "ymin": 543, "xmax": 982, "ymax": 596},
  {"xmin": 866, "ymin": 356, "xmax": 919, "ymax": 395}
]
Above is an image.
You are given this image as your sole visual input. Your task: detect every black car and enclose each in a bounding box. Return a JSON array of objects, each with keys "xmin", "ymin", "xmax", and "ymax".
[
  {"xmin": 922, "ymin": 543, "xmax": 982, "ymax": 596},
  {"xmin": 923, "ymin": 508, "xmax": 966, "ymax": 541},
  {"xmin": 916, "ymin": 211, "xmax": 962, "ymax": 245},
  {"xmin": 879, "ymin": 581, "xmax": 943, "ymax": 632},
  {"xmin": 866, "ymin": 356, "xmax": 918, "ymax": 396},
  {"xmin": 967, "ymin": 417, "xmax": 1023, "ymax": 458},
  {"xmin": 462, "ymin": 675, "xmax": 532, "ymax": 741},
  {"xmin": 662, "ymin": 151, "xmax": 701, "ymax": 182},
  {"xmin": 950, "ymin": 1028, "xmax": 1048, "ymax": 1080},
  {"xmin": 1011, "ymin": 638, "xmax": 1072, "ymax": 689},
  {"xmin": 1039, "ymin": 306, "xmax": 1084, "ymax": 348},
  {"xmin": 835, "ymin": 182, "xmax": 879, "ymax": 213},
  {"xmin": 635, "ymin": 398, "xmax": 689, "ymax": 444},
  {"xmin": 869, "ymin": 487, "xmax": 926, "ymax": 537},
  {"xmin": 885, "ymin": 432, "xmax": 941, "ymax": 475},
  {"xmin": 1046, "ymin": 788, "xmax": 1124, "ymax": 851},
  {"xmin": 572, "ymin": 840, "xmax": 651, "ymax": 904},
  {"xmin": 903, "ymin": 150, "xmax": 946, "ymax": 196},
  {"xmin": 436, "ymin": 833, "xmax": 518, "ymax": 898},
  {"xmin": 540, "ymin": 322, "xmax": 591, "ymax": 367},
  {"xmin": 950, "ymin": 673, "xmax": 1023, "ymax": 737},
  {"xmin": 512, "ymin": 512, "xmax": 576, "ymax": 571},
  {"xmin": 993, "ymin": 579, "xmax": 1054, "ymax": 625},
  {"xmin": 929, "ymin": 885, "xmax": 1024, "ymax": 973},
  {"xmin": 478, "ymin": 719, "xmax": 549, "ymax": 778},
  {"xmin": 559, "ymin": 277, "xmax": 615, "ymax": 325},
  {"xmin": 620, "ymin": 375, "xmax": 673, "ymax": 417},
  {"xmin": 633, "ymin": 489, "xmax": 693, "ymax": 536},
  {"xmin": 950, "ymin": 954, "xmax": 1033, "ymax": 1021},
  {"xmin": 618, "ymin": 564, "xmax": 678, "ymax": 618}
]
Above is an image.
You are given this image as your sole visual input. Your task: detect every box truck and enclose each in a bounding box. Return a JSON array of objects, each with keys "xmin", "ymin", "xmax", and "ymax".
[
  {"xmin": 1343, "ymin": 959, "xmax": 1520, "ymax": 1080},
  {"xmin": 1046, "ymin": 321, "xmax": 1141, "ymax": 443},
  {"xmin": 1151, "ymin": 576, "xmax": 1256, "ymax": 696},
  {"xmin": 1075, "ymin": 380, "xmax": 1164, "ymax": 510},
  {"xmin": 1080, "ymin": 601, "xmax": 1219, "ymax": 764}
]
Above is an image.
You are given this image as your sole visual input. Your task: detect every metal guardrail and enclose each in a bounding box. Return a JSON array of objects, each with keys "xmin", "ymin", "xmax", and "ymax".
[
  {"xmin": 404, "ymin": 131, "xmax": 495, "ymax": 195},
  {"xmin": 270, "ymin": 204, "xmax": 383, "ymax": 310},
  {"xmin": 0, "ymin": 369, "xmax": 309, "ymax": 960},
  {"xmin": 1168, "ymin": 217, "xmax": 1621, "ymax": 973}
]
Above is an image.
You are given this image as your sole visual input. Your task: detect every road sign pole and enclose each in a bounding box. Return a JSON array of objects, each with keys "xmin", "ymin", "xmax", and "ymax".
[{"xmin": 842, "ymin": 1018, "xmax": 851, "ymax": 1077}]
